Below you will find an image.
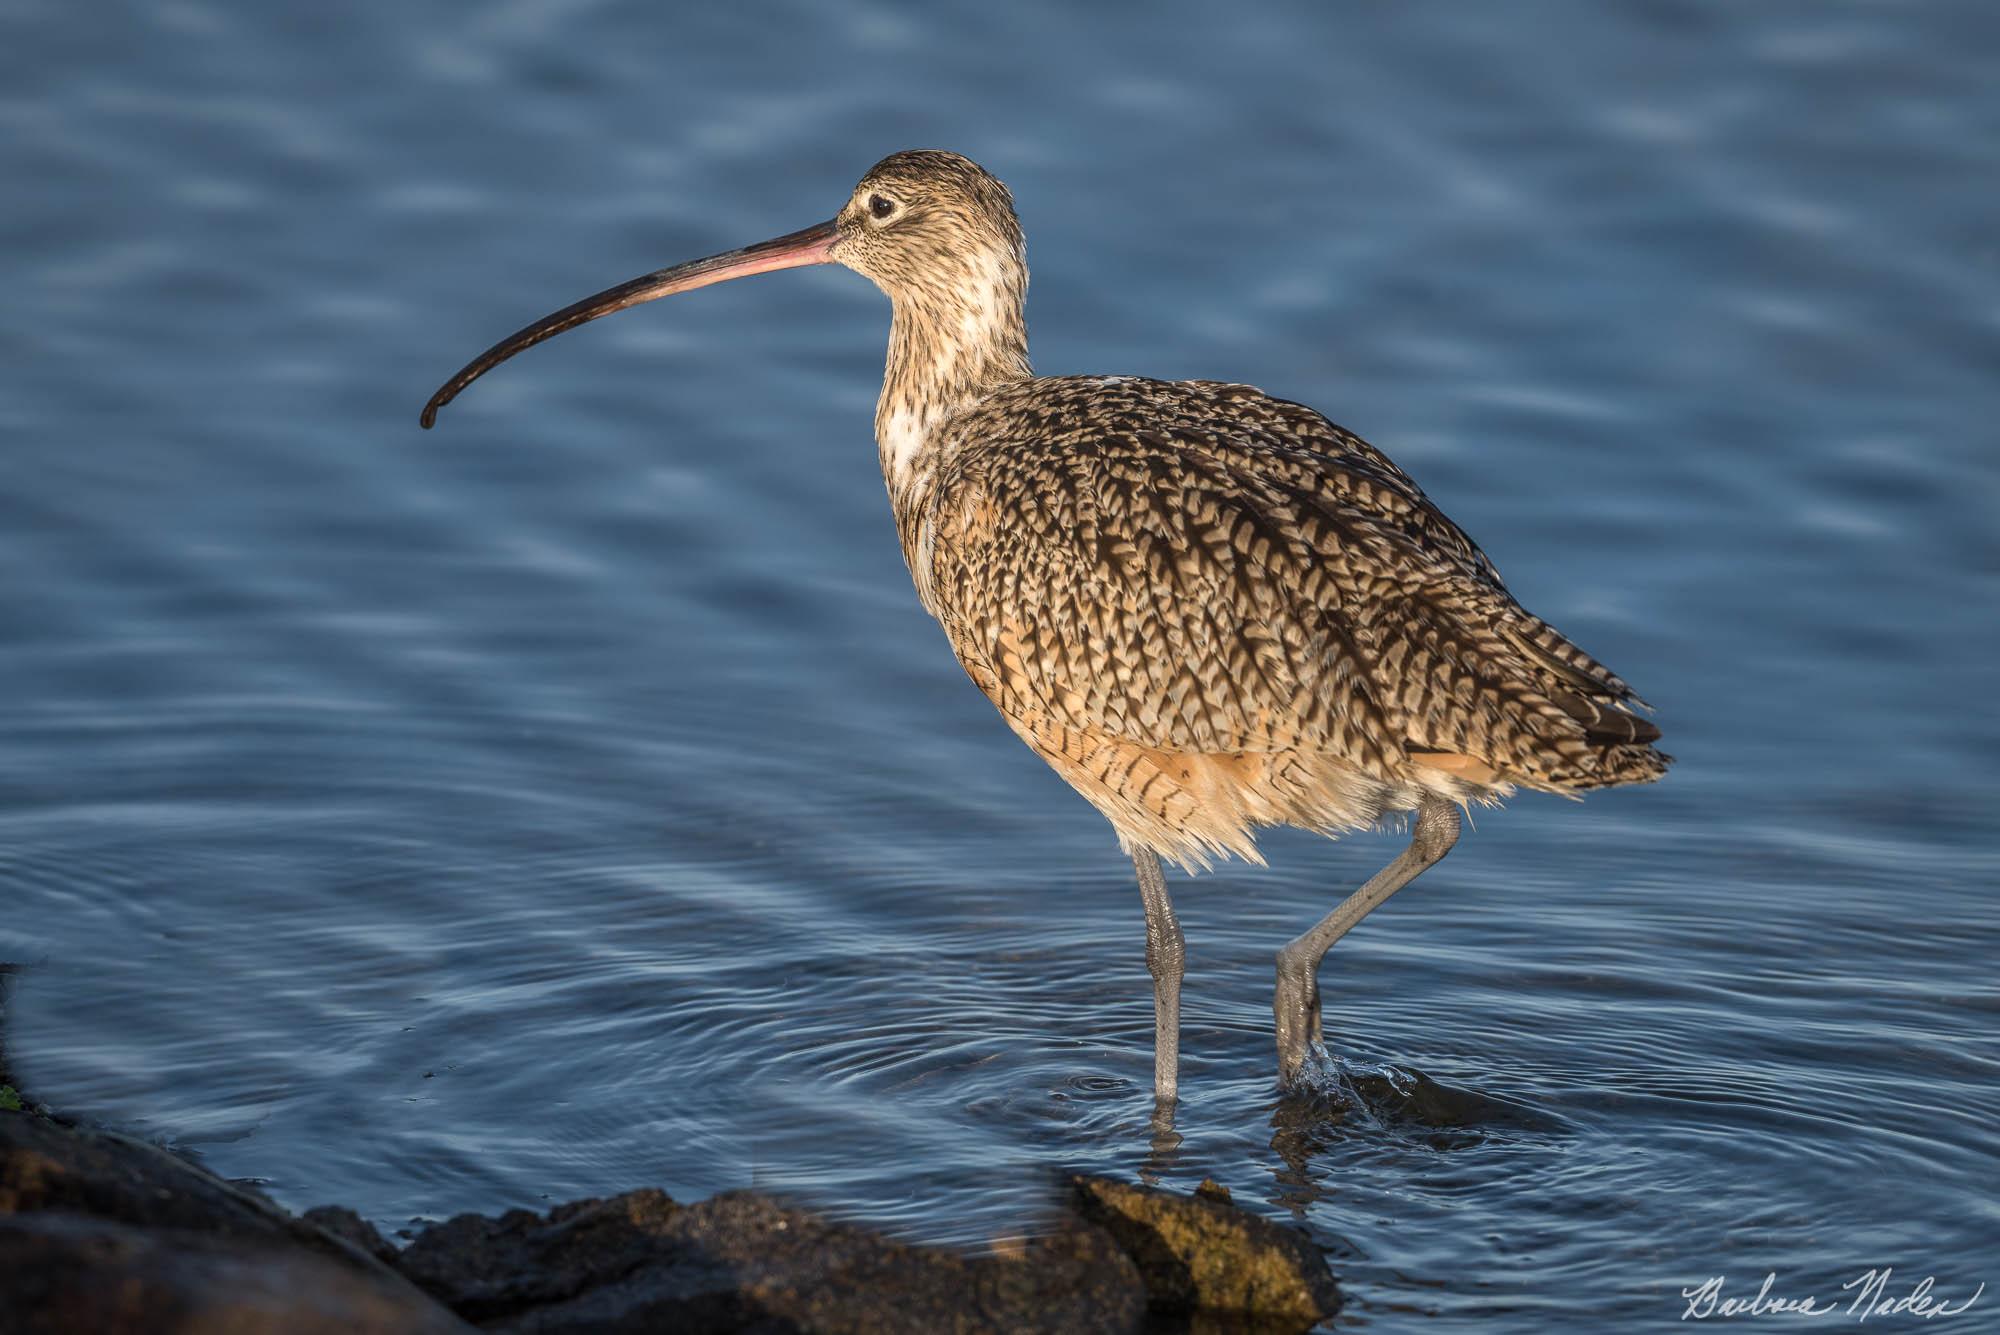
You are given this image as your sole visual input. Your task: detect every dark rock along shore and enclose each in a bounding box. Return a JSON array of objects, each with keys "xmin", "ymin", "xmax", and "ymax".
[{"xmin": 0, "ymin": 1095, "xmax": 1342, "ymax": 1334}]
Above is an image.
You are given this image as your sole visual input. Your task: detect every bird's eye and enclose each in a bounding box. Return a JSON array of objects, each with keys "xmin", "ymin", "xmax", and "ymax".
[{"xmin": 868, "ymin": 194, "xmax": 896, "ymax": 221}]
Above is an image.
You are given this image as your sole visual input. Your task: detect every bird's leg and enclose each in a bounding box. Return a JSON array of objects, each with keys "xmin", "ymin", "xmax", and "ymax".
[
  {"xmin": 1273, "ymin": 797, "xmax": 1460, "ymax": 1086},
  {"xmin": 1131, "ymin": 848, "xmax": 1185, "ymax": 1105}
]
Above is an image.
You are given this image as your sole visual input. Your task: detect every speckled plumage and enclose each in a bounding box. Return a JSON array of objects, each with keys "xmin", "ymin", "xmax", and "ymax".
[
  {"xmin": 420, "ymin": 148, "xmax": 1670, "ymax": 1100},
  {"xmin": 901, "ymin": 374, "xmax": 1666, "ymax": 869},
  {"xmin": 833, "ymin": 153, "xmax": 1667, "ymax": 872}
]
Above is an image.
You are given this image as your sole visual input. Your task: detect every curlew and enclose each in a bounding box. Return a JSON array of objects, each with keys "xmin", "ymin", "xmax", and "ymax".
[{"xmin": 422, "ymin": 151, "xmax": 1668, "ymax": 1104}]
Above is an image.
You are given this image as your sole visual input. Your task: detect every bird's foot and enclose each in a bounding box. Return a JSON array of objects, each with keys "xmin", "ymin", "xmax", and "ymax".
[
  {"xmin": 1278, "ymin": 1039, "xmax": 1340, "ymax": 1093},
  {"xmin": 1272, "ymin": 958, "xmax": 1326, "ymax": 1086}
]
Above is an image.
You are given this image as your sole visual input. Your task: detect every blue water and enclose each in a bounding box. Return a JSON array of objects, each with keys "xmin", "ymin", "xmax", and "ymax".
[{"xmin": 4, "ymin": 2, "xmax": 1997, "ymax": 1329}]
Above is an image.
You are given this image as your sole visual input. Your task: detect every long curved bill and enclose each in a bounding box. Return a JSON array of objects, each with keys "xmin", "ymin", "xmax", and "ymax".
[{"xmin": 420, "ymin": 219, "xmax": 840, "ymax": 428}]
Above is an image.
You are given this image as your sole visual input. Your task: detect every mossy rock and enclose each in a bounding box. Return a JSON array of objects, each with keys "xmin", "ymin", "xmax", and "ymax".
[{"xmin": 1069, "ymin": 1174, "xmax": 1340, "ymax": 1328}]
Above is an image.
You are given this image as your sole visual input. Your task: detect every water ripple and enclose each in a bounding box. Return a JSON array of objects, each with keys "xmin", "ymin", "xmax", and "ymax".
[{"xmin": 5, "ymin": 1, "xmax": 1998, "ymax": 1330}]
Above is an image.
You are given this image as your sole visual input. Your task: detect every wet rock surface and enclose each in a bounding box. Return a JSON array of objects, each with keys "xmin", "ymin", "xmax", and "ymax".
[
  {"xmin": 0, "ymin": 1106, "xmax": 1341, "ymax": 1333},
  {"xmin": 304, "ymin": 1202, "xmax": 411, "ymax": 1268},
  {"xmin": 1, "ymin": 1110, "xmax": 471, "ymax": 1334},
  {"xmin": 1071, "ymin": 1175, "xmax": 1342, "ymax": 1328},
  {"xmin": 0, "ymin": 1109, "xmax": 398, "ymax": 1276},
  {"xmin": 399, "ymin": 1187, "xmax": 1146, "ymax": 1334},
  {"xmin": 0, "ymin": 1210, "xmax": 473, "ymax": 1335}
]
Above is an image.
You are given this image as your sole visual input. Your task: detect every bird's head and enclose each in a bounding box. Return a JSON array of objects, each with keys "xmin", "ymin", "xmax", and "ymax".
[
  {"xmin": 421, "ymin": 149, "xmax": 1024, "ymax": 429},
  {"xmin": 828, "ymin": 150, "xmax": 1025, "ymax": 309}
]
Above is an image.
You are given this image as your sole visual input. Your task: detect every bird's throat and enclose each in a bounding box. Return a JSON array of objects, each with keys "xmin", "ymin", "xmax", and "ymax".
[{"xmin": 873, "ymin": 261, "xmax": 1031, "ymax": 502}]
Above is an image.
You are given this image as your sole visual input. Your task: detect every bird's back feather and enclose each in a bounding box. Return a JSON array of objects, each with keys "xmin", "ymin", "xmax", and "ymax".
[{"xmin": 911, "ymin": 376, "xmax": 1668, "ymax": 866}]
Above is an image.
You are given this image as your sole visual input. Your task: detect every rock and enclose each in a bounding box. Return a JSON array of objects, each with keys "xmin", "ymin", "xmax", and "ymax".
[
  {"xmin": 397, "ymin": 1189, "xmax": 686, "ymax": 1321},
  {"xmin": 398, "ymin": 1187, "xmax": 1147, "ymax": 1334},
  {"xmin": 0, "ymin": 1108, "xmax": 397, "ymax": 1281},
  {"xmin": 1069, "ymin": 1175, "xmax": 1340, "ymax": 1329},
  {"xmin": 0, "ymin": 1211, "xmax": 471, "ymax": 1334},
  {"xmin": 0, "ymin": 1095, "xmax": 1337, "ymax": 1335},
  {"xmin": 1, "ymin": 1109, "xmax": 468, "ymax": 1332},
  {"xmin": 305, "ymin": 1203, "xmax": 406, "ymax": 1268}
]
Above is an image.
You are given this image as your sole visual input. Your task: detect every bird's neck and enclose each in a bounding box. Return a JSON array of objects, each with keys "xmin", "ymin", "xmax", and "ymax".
[{"xmin": 874, "ymin": 253, "xmax": 1031, "ymax": 508}]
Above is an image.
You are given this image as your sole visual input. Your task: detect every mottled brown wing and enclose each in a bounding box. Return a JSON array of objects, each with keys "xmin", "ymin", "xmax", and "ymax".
[
  {"xmin": 1180, "ymin": 380, "xmax": 1506, "ymax": 583},
  {"xmin": 1182, "ymin": 380, "xmax": 1660, "ymax": 716},
  {"xmin": 922, "ymin": 378, "xmax": 1659, "ymax": 789},
  {"xmin": 927, "ymin": 422, "xmax": 1407, "ymax": 777}
]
